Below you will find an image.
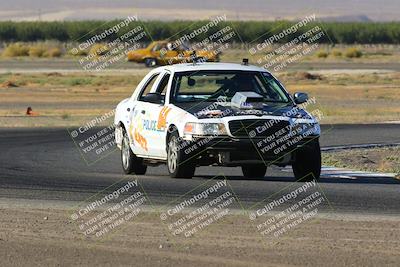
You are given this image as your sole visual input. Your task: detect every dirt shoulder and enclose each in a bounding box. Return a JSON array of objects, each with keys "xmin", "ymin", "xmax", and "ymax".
[
  {"xmin": 0, "ymin": 206, "xmax": 399, "ymax": 267},
  {"xmin": 323, "ymin": 147, "xmax": 400, "ymax": 175}
]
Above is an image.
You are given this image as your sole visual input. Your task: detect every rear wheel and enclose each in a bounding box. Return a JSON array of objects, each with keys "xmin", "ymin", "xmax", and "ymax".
[
  {"xmin": 121, "ymin": 129, "xmax": 147, "ymax": 175},
  {"xmin": 144, "ymin": 58, "xmax": 157, "ymax": 67},
  {"xmin": 292, "ymin": 140, "xmax": 321, "ymax": 181},
  {"xmin": 242, "ymin": 164, "xmax": 267, "ymax": 179},
  {"xmin": 167, "ymin": 130, "xmax": 195, "ymax": 179}
]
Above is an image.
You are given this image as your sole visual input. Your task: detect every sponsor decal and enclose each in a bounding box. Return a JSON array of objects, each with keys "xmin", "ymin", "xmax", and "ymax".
[
  {"xmin": 129, "ymin": 114, "xmax": 148, "ymax": 151},
  {"xmin": 143, "ymin": 119, "xmax": 163, "ymax": 132},
  {"xmin": 157, "ymin": 106, "xmax": 172, "ymax": 130},
  {"xmin": 134, "ymin": 129, "xmax": 148, "ymax": 151}
]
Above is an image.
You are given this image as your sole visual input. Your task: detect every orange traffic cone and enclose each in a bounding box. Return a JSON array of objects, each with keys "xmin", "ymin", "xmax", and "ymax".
[{"xmin": 26, "ymin": 107, "xmax": 38, "ymax": 116}]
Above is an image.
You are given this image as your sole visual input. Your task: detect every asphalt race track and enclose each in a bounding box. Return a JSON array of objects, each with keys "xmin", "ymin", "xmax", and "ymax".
[{"xmin": 0, "ymin": 124, "xmax": 399, "ymax": 216}]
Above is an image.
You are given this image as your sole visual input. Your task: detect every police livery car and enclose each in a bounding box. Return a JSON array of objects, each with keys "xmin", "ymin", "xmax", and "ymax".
[{"xmin": 114, "ymin": 61, "xmax": 321, "ymax": 180}]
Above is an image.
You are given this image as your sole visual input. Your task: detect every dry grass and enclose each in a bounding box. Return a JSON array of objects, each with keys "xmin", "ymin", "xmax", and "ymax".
[
  {"xmin": 0, "ymin": 71, "xmax": 399, "ymax": 127},
  {"xmin": 0, "ymin": 72, "xmax": 142, "ymax": 127},
  {"xmin": 2, "ymin": 43, "xmax": 64, "ymax": 58},
  {"xmin": 89, "ymin": 43, "xmax": 109, "ymax": 57},
  {"xmin": 323, "ymin": 147, "xmax": 400, "ymax": 175},
  {"xmin": 277, "ymin": 71, "xmax": 400, "ymax": 124},
  {"xmin": 44, "ymin": 48, "xmax": 62, "ymax": 57},
  {"xmin": 331, "ymin": 49, "xmax": 342, "ymax": 57},
  {"xmin": 2, "ymin": 43, "xmax": 29, "ymax": 57},
  {"xmin": 28, "ymin": 45, "xmax": 46, "ymax": 57},
  {"xmin": 316, "ymin": 50, "xmax": 328, "ymax": 58},
  {"xmin": 344, "ymin": 47, "xmax": 363, "ymax": 58},
  {"xmin": 221, "ymin": 45, "xmax": 400, "ymax": 64},
  {"xmin": 1, "ymin": 43, "xmax": 400, "ymax": 63},
  {"xmin": 0, "ymin": 72, "xmax": 142, "ymax": 88}
]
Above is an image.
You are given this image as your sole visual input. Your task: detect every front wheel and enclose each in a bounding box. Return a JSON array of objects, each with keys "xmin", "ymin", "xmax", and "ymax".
[
  {"xmin": 121, "ymin": 129, "xmax": 147, "ymax": 175},
  {"xmin": 242, "ymin": 164, "xmax": 267, "ymax": 179},
  {"xmin": 292, "ymin": 139, "xmax": 321, "ymax": 181},
  {"xmin": 167, "ymin": 130, "xmax": 195, "ymax": 179},
  {"xmin": 144, "ymin": 58, "xmax": 157, "ymax": 67}
]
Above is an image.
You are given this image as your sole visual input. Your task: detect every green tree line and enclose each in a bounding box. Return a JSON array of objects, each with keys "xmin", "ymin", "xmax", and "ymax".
[{"xmin": 0, "ymin": 20, "xmax": 399, "ymax": 44}]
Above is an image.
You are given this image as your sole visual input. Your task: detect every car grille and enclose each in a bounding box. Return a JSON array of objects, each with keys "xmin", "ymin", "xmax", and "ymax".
[{"xmin": 228, "ymin": 119, "xmax": 289, "ymax": 138}]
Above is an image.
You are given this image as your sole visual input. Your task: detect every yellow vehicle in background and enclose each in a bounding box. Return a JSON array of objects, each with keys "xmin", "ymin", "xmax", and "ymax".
[{"xmin": 127, "ymin": 41, "xmax": 220, "ymax": 67}]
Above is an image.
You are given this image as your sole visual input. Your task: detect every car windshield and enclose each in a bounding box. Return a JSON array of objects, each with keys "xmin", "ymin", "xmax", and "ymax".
[
  {"xmin": 151, "ymin": 42, "xmax": 166, "ymax": 51},
  {"xmin": 171, "ymin": 70, "xmax": 290, "ymax": 103}
]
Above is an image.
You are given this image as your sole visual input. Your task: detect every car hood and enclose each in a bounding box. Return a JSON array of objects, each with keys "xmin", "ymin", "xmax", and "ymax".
[{"xmin": 173, "ymin": 101, "xmax": 310, "ymax": 120}]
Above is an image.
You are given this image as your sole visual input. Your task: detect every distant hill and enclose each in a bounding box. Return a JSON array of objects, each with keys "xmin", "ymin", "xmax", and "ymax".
[
  {"xmin": 0, "ymin": 0, "xmax": 399, "ymax": 22},
  {"xmin": 319, "ymin": 15, "xmax": 373, "ymax": 22}
]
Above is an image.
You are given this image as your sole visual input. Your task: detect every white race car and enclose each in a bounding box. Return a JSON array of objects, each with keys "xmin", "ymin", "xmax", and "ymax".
[{"xmin": 114, "ymin": 61, "xmax": 321, "ymax": 180}]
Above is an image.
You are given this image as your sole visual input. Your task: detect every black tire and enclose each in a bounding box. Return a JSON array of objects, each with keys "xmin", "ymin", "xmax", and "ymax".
[
  {"xmin": 121, "ymin": 129, "xmax": 147, "ymax": 175},
  {"xmin": 242, "ymin": 164, "xmax": 267, "ymax": 179},
  {"xmin": 292, "ymin": 139, "xmax": 321, "ymax": 181},
  {"xmin": 144, "ymin": 58, "xmax": 157, "ymax": 67},
  {"xmin": 167, "ymin": 129, "xmax": 195, "ymax": 179}
]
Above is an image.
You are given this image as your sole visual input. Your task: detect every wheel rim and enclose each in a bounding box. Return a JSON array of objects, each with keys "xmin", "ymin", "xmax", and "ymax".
[
  {"xmin": 122, "ymin": 135, "xmax": 130, "ymax": 170},
  {"xmin": 167, "ymin": 137, "xmax": 178, "ymax": 173}
]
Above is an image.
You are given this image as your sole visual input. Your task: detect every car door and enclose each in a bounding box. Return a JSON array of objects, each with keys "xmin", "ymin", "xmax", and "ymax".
[
  {"xmin": 134, "ymin": 71, "xmax": 172, "ymax": 159},
  {"xmin": 156, "ymin": 43, "xmax": 179, "ymax": 65},
  {"xmin": 128, "ymin": 71, "xmax": 160, "ymax": 157}
]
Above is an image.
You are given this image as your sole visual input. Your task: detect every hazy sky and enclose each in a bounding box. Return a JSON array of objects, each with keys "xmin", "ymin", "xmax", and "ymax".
[{"xmin": 0, "ymin": 0, "xmax": 399, "ymax": 21}]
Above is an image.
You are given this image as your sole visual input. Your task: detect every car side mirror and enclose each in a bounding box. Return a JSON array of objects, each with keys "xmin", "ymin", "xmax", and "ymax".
[
  {"xmin": 293, "ymin": 92, "xmax": 309, "ymax": 104},
  {"xmin": 142, "ymin": 93, "xmax": 162, "ymax": 104}
]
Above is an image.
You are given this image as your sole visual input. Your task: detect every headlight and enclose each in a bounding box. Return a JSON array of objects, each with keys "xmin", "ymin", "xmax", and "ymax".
[{"xmin": 184, "ymin": 122, "xmax": 227, "ymax": 136}]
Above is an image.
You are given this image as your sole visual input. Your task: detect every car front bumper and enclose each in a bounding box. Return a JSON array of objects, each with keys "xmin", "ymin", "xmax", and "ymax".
[{"xmin": 181, "ymin": 135, "xmax": 320, "ymax": 167}]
